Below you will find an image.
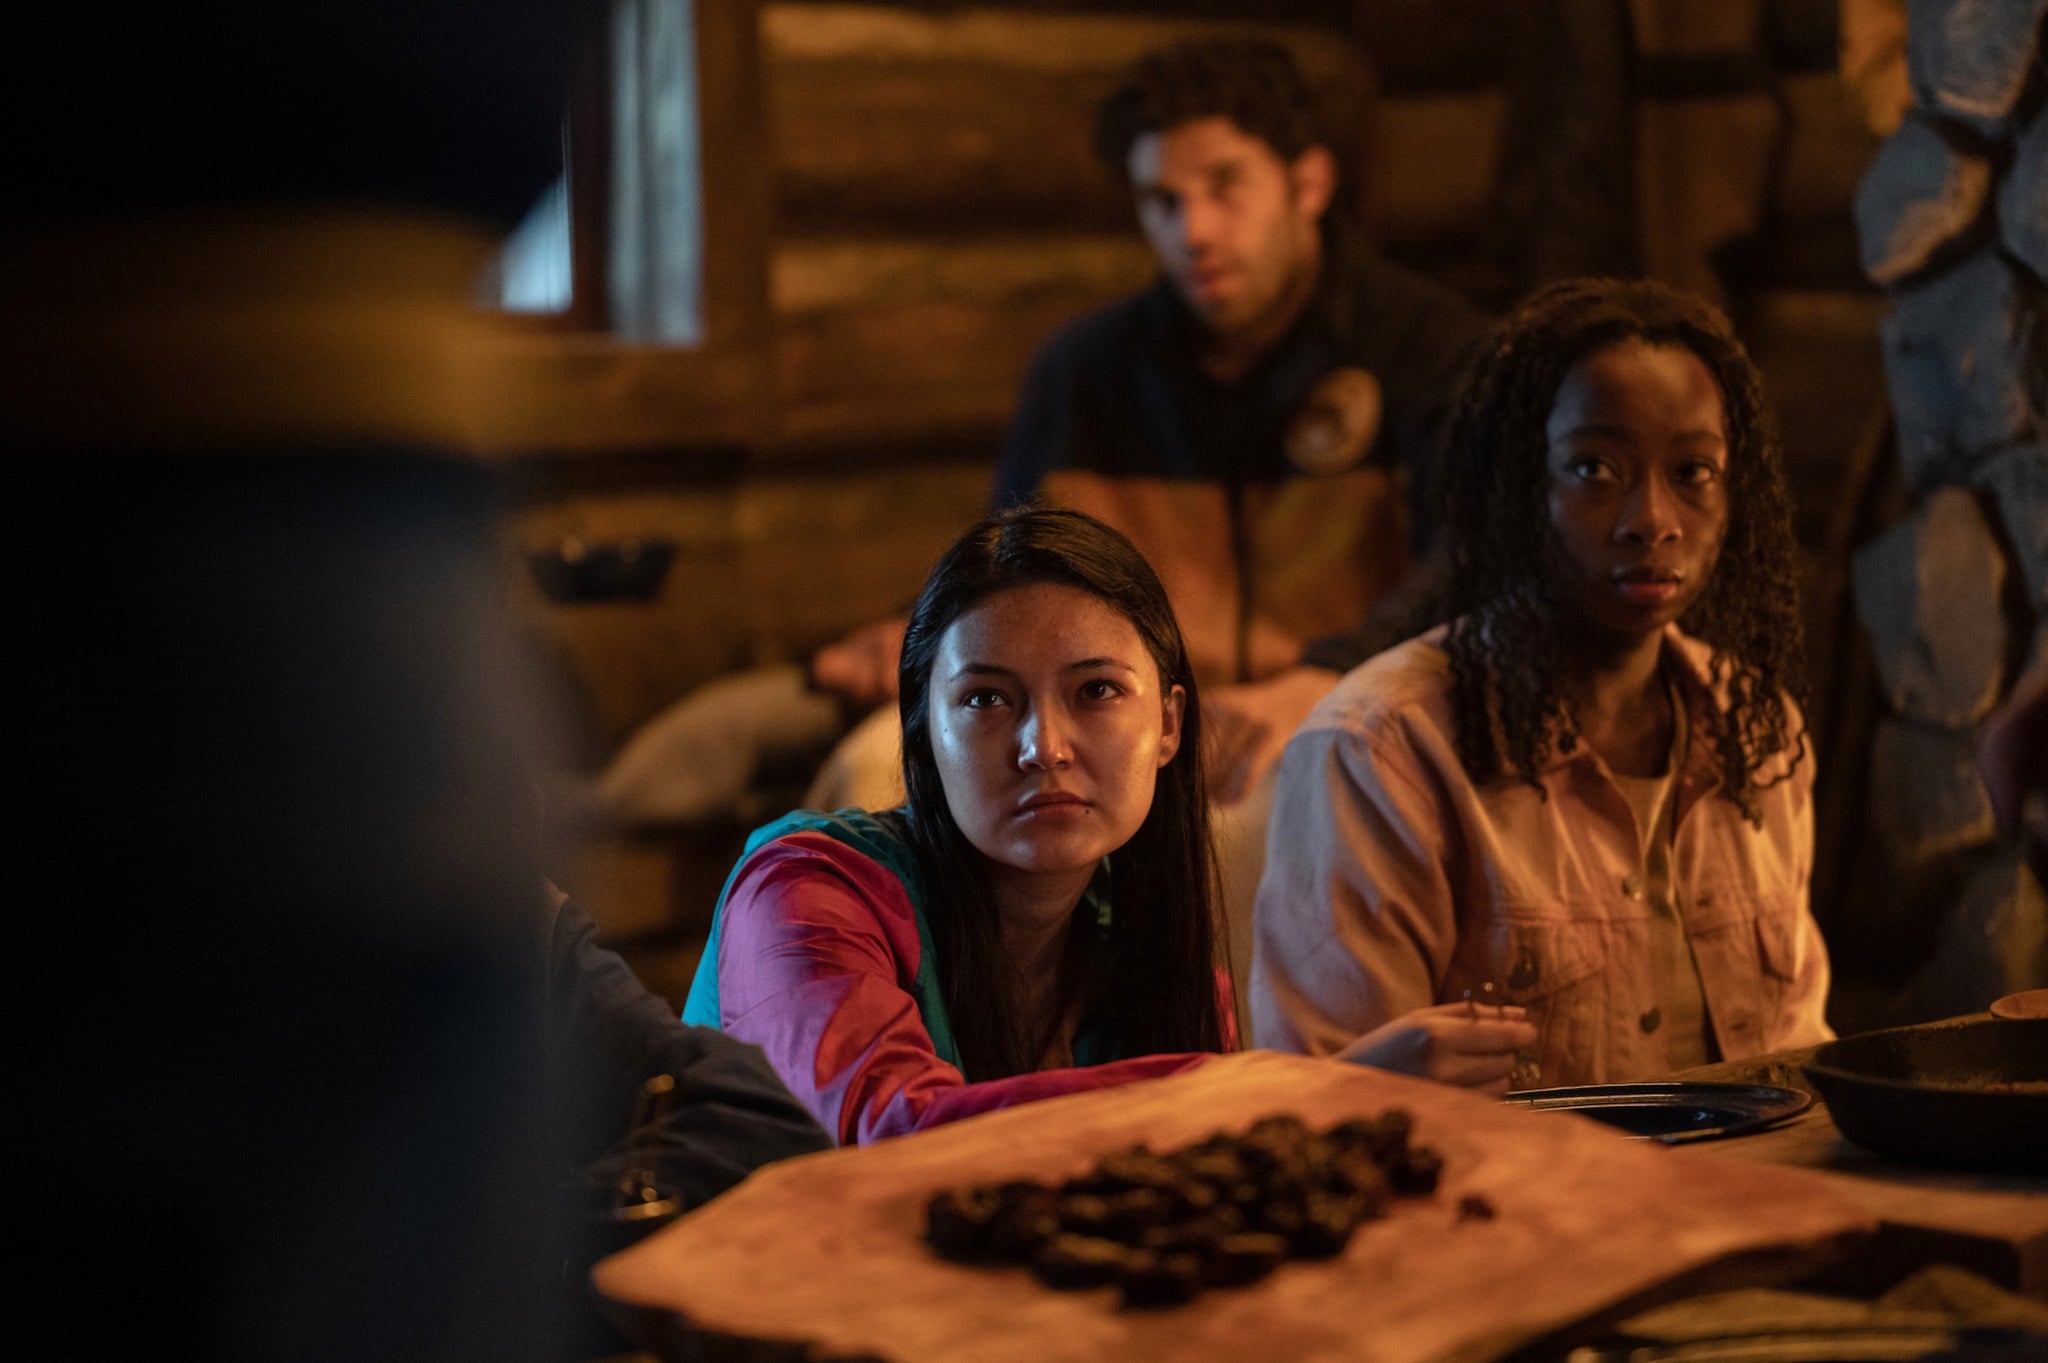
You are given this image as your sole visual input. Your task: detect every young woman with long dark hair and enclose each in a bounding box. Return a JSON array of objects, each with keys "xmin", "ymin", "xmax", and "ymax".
[
  {"xmin": 684, "ymin": 507, "xmax": 1234, "ymax": 1144},
  {"xmin": 1253, "ymin": 277, "xmax": 1832, "ymax": 1090}
]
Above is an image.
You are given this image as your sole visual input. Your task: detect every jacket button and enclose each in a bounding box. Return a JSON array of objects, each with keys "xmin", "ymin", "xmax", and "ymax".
[
  {"xmin": 1639, "ymin": 1006, "xmax": 1662, "ymax": 1033},
  {"xmin": 1622, "ymin": 874, "xmax": 1644, "ymax": 899}
]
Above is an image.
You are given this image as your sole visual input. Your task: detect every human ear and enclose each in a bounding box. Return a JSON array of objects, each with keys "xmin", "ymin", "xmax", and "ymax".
[
  {"xmin": 1157, "ymin": 683, "xmax": 1187, "ymax": 767},
  {"xmin": 1289, "ymin": 145, "xmax": 1337, "ymax": 221}
]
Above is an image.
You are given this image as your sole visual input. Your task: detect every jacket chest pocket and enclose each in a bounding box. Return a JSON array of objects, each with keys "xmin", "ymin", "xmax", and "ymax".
[
  {"xmin": 1490, "ymin": 921, "xmax": 1605, "ymax": 1003},
  {"xmin": 1454, "ymin": 918, "xmax": 1610, "ymax": 1086},
  {"xmin": 1686, "ymin": 895, "xmax": 1799, "ymax": 1060}
]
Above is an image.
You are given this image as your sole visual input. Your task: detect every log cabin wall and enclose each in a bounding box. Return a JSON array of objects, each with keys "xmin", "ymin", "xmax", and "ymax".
[
  {"xmin": 508, "ymin": 3, "xmax": 1389, "ymax": 775},
  {"xmin": 513, "ymin": 3, "xmax": 1415, "ymax": 972},
  {"xmin": 503, "ymin": 0, "xmax": 1904, "ymax": 1011}
]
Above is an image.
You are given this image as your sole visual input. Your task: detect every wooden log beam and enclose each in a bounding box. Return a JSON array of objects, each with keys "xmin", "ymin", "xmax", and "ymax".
[
  {"xmin": 762, "ymin": 4, "xmax": 1372, "ymax": 234},
  {"xmin": 768, "ymin": 232, "xmax": 1153, "ymax": 448}
]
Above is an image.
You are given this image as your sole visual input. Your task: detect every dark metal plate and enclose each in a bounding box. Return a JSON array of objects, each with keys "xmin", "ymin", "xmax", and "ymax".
[{"xmin": 1502, "ymin": 1082, "xmax": 1813, "ymax": 1143}]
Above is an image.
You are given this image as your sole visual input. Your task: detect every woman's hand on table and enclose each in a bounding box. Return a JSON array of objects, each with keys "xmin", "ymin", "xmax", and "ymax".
[{"xmin": 1335, "ymin": 1003, "xmax": 1540, "ymax": 1096}]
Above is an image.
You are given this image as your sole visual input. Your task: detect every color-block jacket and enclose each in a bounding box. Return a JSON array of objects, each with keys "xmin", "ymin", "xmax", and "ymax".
[
  {"xmin": 997, "ymin": 223, "xmax": 1488, "ymax": 683},
  {"xmin": 685, "ymin": 809, "xmax": 1235, "ymax": 1145}
]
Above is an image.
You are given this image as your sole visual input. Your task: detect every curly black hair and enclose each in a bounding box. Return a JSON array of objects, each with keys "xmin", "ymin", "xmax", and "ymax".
[
  {"xmin": 1092, "ymin": 37, "xmax": 1327, "ymax": 182},
  {"xmin": 1436, "ymin": 277, "xmax": 1808, "ymax": 823}
]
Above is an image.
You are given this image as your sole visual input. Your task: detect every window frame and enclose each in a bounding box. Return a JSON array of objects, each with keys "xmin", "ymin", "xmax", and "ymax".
[{"xmin": 482, "ymin": 0, "xmax": 771, "ymax": 456}]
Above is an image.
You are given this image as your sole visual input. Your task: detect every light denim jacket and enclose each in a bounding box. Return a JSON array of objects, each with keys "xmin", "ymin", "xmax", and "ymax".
[{"xmin": 1253, "ymin": 625, "xmax": 1833, "ymax": 1085}]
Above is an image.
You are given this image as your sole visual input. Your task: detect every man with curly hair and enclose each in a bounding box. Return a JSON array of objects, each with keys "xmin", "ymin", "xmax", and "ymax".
[
  {"xmin": 955, "ymin": 37, "xmax": 1490, "ymax": 803},
  {"xmin": 1253, "ymin": 278, "xmax": 1833, "ymax": 1087}
]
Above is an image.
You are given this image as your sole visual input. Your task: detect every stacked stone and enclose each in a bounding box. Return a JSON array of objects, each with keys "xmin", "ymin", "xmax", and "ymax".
[{"xmin": 1848, "ymin": 0, "xmax": 2047, "ymax": 1018}]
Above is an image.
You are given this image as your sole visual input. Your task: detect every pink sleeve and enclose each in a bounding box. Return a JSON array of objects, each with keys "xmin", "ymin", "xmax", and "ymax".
[
  {"xmin": 1216, "ymin": 970, "xmax": 1241, "ymax": 1052},
  {"xmin": 715, "ymin": 832, "xmax": 1212, "ymax": 1146}
]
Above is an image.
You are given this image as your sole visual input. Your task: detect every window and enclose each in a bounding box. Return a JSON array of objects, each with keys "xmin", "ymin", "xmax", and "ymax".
[
  {"xmin": 494, "ymin": 173, "xmax": 574, "ymax": 316},
  {"xmin": 485, "ymin": 0, "xmax": 708, "ymax": 346}
]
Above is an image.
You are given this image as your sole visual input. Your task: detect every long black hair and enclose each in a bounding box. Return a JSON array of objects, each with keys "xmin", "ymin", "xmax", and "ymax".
[
  {"xmin": 897, "ymin": 506, "xmax": 1225, "ymax": 1080},
  {"xmin": 1436, "ymin": 277, "xmax": 1808, "ymax": 822}
]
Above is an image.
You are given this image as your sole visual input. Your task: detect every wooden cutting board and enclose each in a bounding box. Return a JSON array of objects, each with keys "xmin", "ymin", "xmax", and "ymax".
[{"xmin": 594, "ymin": 1052, "xmax": 1876, "ymax": 1363}]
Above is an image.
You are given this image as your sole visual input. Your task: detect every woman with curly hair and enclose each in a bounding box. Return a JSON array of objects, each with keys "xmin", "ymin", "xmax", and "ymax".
[{"xmin": 1251, "ymin": 277, "xmax": 1832, "ymax": 1090}]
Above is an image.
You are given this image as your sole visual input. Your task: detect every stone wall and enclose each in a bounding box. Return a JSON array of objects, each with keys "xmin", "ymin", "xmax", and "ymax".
[{"xmin": 1841, "ymin": 0, "xmax": 2046, "ymax": 1020}]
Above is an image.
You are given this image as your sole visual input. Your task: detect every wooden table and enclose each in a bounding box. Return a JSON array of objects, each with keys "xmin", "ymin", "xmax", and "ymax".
[
  {"xmin": 1660, "ymin": 1031, "xmax": 2048, "ymax": 1300},
  {"xmin": 595, "ymin": 1052, "xmax": 1877, "ymax": 1363},
  {"xmin": 592, "ymin": 1023, "xmax": 2045, "ymax": 1361}
]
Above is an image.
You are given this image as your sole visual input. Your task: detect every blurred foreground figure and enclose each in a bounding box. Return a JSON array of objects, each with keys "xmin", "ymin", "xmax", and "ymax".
[
  {"xmin": 5, "ymin": 5, "xmax": 680, "ymax": 1360},
  {"xmin": 546, "ymin": 889, "xmax": 831, "ymax": 1354}
]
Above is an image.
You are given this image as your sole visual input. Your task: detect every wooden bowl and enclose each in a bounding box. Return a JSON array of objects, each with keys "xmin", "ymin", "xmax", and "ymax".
[{"xmin": 1803, "ymin": 1017, "xmax": 2048, "ymax": 1174}]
